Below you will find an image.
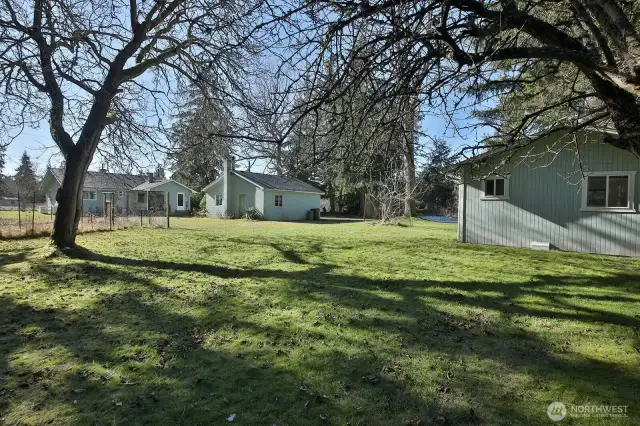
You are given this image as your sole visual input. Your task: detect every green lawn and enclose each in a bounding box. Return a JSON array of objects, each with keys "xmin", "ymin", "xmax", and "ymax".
[
  {"xmin": 1, "ymin": 219, "xmax": 639, "ymax": 425},
  {"xmin": 0, "ymin": 210, "xmax": 50, "ymax": 220}
]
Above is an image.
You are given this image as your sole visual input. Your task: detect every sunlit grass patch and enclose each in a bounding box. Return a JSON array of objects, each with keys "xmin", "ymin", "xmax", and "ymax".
[{"xmin": 1, "ymin": 219, "xmax": 639, "ymax": 425}]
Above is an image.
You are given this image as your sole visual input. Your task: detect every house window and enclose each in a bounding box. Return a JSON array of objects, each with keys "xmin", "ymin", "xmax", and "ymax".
[
  {"xmin": 82, "ymin": 191, "xmax": 96, "ymax": 200},
  {"xmin": 482, "ymin": 176, "xmax": 509, "ymax": 200},
  {"xmin": 582, "ymin": 172, "xmax": 636, "ymax": 212},
  {"xmin": 118, "ymin": 191, "xmax": 125, "ymax": 198},
  {"xmin": 275, "ymin": 194, "xmax": 283, "ymax": 207},
  {"xmin": 137, "ymin": 192, "xmax": 146, "ymax": 203},
  {"xmin": 177, "ymin": 193, "xmax": 185, "ymax": 207},
  {"xmin": 215, "ymin": 194, "xmax": 223, "ymax": 206}
]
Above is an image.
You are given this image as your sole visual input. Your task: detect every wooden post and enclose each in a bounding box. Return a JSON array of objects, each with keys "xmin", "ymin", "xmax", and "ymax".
[
  {"xmin": 17, "ymin": 192, "xmax": 21, "ymax": 231},
  {"xmin": 31, "ymin": 191, "xmax": 36, "ymax": 234},
  {"xmin": 140, "ymin": 210, "xmax": 143, "ymax": 227},
  {"xmin": 109, "ymin": 193, "xmax": 113, "ymax": 231},
  {"xmin": 363, "ymin": 193, "xmax": 366, "ymax": 223},
  {"xmin": 166, "ymin": 191, "xmax": 170, "ymax": 228}
]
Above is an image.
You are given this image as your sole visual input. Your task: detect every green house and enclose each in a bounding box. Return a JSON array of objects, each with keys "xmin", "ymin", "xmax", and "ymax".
[
  {"xmin": 42, "ymin": 167, "xmax": 194, "ymax": 216},
  {"xmin": 203, "ymin": 159, "xmax": 323, "ymax": 220},
  {"xmin": 457, "ymin": 131, "xmax": 640, "ymax": 256}
]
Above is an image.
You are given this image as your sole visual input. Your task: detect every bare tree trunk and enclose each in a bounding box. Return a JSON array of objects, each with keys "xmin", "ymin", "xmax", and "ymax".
[
  {"xmin": 403, "ymin": 151, "xmax": 417, "ymax": 217},
  {"xmin": 276, "ymin": 141, "xmax": 283, "ymax": 175},
  {"xmin": 328, "ymin": 180, "xmax": 336, "ymax": 212},
  {"xmin": 51, "ymin": 151, "xmax": 92, "ymax": 247}
]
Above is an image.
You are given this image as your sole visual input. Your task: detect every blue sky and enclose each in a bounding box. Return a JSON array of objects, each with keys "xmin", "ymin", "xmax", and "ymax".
[{"xmin": 2, "ymin": 111, "xmax": 487, "ymax": 177}]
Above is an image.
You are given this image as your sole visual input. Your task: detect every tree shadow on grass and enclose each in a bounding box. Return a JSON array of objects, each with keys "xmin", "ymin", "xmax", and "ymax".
[
  {"xmin": 0, "ymin": 265, "xmax": 473, "ymax": 425},
  {"xmin": 2, "ymin": 242, "xmax": 640, "ymax": 424}
]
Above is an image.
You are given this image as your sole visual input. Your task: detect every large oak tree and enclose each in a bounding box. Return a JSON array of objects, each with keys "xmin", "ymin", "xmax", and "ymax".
[
  {"xmin": 0, "ymin": 0, "xmax": 268, "ymax": 247},
  {"xmin": 285, "ymin": 0, "xmax": 640, "ymax": 159}
]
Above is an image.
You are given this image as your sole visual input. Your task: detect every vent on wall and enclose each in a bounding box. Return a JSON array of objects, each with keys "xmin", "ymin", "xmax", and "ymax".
[{"xmin": 531, "ymin": 241, "xmax": 551, "ymax": 251}]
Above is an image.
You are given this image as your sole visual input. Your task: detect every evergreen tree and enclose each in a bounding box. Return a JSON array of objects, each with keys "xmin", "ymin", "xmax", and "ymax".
[
  {"xmin": 14, "ymin": 151, "xmax": 38, "ymax": 196},
  {"xmin": 419, "ymin": 140, "xmax": 456, "ymax": 215},
  {"xmin": 169, "ymin": 85, "xmax": 234, "ymax": 192}
]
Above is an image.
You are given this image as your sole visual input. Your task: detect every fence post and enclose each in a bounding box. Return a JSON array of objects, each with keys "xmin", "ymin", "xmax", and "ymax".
[
  {"xmin": 166, "ymin": 191, "xmax": 170, "ymax": 228},
  {"xmin": 17, "ymin": 192, "xmax": 21, "ymax": 231},
  {"xmin": 363, "ymin": 193, "xmax": 366, "ymax": 223},
  {"xmin": 32, "ymin": 191, "xmax": 36, "ymax": 235},
  {"xmin": 109, "ymin": 193, "xmax": 113, "ymax": 231},
  {"xmin": 140, "ymin": 210, "xmax": 143, "ymax": 227}
]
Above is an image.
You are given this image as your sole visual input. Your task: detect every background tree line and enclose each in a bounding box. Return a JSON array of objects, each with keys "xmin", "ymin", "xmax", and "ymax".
[{"xmin": 2, "ymin": 0, "xmax": 639, "ymax": 245}]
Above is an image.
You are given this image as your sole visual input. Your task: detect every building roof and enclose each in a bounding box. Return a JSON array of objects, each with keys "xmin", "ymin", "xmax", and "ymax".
[
  {"xmin": 233, "ymin": 170, "xmax": 323, "ymax": 194},
  {"xmin": 48, "ymin": 168, "xmax": 147, "ymax": 190},
  {"xmin": 0, "ymin": 176, "xmax": 18, "ymax": 195},
  {"xmin": 131, "ymin": 178, "xmax": 195, "ymax": 193}
]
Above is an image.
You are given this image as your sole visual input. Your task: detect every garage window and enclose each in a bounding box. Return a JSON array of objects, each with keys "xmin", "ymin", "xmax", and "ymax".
[
  {"xmin": 275, "ymin": 194, "xmax": 283, "ymax": 207},
  {"xmin": 582, "ymin": 172, "xmax": 636, "ymax": 212},
  {"xmin": 481, "ymin": 175, "xmax": 509, "ymax": 200}
]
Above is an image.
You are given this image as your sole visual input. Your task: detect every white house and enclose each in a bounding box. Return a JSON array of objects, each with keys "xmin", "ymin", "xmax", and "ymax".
[
  {"xmin": 203, "ymin": 159, "xmax": 323, "ymax": 220},
  {"xmin": 42, "ymin": 167, "xmax": 194, "ymax": 216}
]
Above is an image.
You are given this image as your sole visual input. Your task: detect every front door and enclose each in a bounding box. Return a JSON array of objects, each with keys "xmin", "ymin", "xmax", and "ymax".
[
  {"xmin": 177, "ymin": 192, "xmax": 185, "ymax": 211},
  {"xmin": 103, "ymin": 192, "xmax": 113, "ymax": 216},
  {"xmin": 238, "ymin": 194, "xmax": 246, "ymax": 216}
]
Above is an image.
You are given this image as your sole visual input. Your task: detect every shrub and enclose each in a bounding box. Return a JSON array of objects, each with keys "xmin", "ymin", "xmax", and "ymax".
[
  {"xmin": 242, "ymin": 207, "xmax": 263, "ymax": 221},
  {"xmin": 216, "ymin": 210, "xmax": 235, "ymax": 219}
]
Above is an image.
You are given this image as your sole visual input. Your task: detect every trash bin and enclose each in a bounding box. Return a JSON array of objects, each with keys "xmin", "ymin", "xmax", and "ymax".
[
  {"xmin": 313, "ymin": 208, "xmax": 320, "ymax": 220},
  {"xmin": 306, "ymin": 209, "xmax": 313, "ymax": 220}
]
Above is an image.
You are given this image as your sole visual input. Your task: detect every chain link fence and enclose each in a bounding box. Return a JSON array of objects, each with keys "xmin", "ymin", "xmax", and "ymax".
[{"xmin": 0, "ymin": 192, "xmax": 171, "ymax": 239}]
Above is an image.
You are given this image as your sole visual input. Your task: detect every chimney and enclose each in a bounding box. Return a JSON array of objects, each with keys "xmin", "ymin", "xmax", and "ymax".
[
  {"xmin": 155, "ymin": 164, "xmax": 164, "ymax": 179},
  {"xmin": 223, "ymin": 157, "xmax": 235, "ymax": 175},
  {"xmin": 99, "ymin": 163, "xmax": 108, "ymax": 173},
  {"xmin": 146, "ymin": 172, "xmax": 154, "ymax": 183}
]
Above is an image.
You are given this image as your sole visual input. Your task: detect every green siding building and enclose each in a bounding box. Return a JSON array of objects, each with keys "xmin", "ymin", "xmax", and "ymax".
[
  {"xmin": 457, "ymin": 132, "xmax": 640, "ymax": 256},
  {"xmin": 203, "ymin": 159, "xmax": 323, "ymax": 220}
]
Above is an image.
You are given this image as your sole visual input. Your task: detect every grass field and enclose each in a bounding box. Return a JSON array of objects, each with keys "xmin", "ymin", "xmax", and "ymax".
[{"xmin": 1, "ymin": 219, "xmax": 639, "ymax": 425}]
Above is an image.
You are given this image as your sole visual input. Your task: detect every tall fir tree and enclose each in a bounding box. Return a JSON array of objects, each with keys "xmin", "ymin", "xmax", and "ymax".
[{"xmin": 14, "ymin": 151, "xmax": 38, "ymax": 196}]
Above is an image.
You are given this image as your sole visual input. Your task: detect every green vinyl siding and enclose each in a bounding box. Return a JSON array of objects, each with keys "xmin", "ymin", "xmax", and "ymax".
[{"xmin": 460, "ymin": 132, "xmax": 640, "ymax": 256}]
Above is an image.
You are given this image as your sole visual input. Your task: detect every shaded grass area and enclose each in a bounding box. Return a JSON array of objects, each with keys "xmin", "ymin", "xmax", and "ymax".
[{"xmin": 0, "ymin": 219, "xmax": 639, "ymax": 425}]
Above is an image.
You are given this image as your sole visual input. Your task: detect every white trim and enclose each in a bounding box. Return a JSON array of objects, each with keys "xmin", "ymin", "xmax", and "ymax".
[
  {"xmin": 132, "ymin": 179, "xmax": 195, "ymax": 193},
  {"xmin": 202, "ymin": 175, "xmax": 225, "ymax": 191},
  {"xmin": 480, "ymin": 196, "xmax": 511, "ymax": 201},
  {"xmin": 82, "ymin": 190, "xmax": 97, "ymax": 200},
  {"xmin": 580, "ymin": 171, "xmax": 636, "ymax": 212},
  {"xmin": 263, "ymin": 188, "xmax": 324, "ymax": 195},
  {"xmin": 176, "ymin": 192, "xmax": 186, "ymax": 210},
  {"xmin": 215, "ymin": 194, "xmax": 223, "ymax": 206},
  {"xmin": 232, "ymin": 171, "xmax": 264, "ymax": 189},
  {"xmin": 481, "ymin": 175, "xmax": 510, "ymax": 201},
  {"xmin": 274, "ymin": 194, "xmax": 283, "ymax": 207},
  {"xmin": 234, "ymin": 171, "xmax": 324, "ymax": 194},
  {"xmin": 203, "ymin": 171, "xmax": 323, "ymax": 194}
]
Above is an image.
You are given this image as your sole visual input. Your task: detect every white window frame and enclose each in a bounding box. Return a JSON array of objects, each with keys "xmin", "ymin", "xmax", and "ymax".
[
  {"xmin": 581, "ymin": 171, "xmax": 636, "ymax": 213},
  {"xmin": 481, "ymin": 175, "xmax": 510, "ymax": 201},
  {"xmin": 137, "ymin": 192, "xmax": 146, "ymax": 204},
  {"xmin": 215, "ymin": 194, "xmax": 223, "ymax": 206},
  {"xmin": 275, "ymin": 194, "xmax": 283, "ymax": 207},
  {"xmin": 177, "ymin": 192, "xmax": 185, "ymax": 207},
  {"xmin": 82, "ymin": 190, "xmax": 96, "ymax": 200}
]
